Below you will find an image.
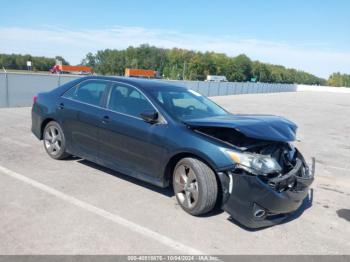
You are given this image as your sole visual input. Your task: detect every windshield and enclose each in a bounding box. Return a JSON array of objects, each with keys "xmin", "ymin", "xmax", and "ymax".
[{"xmin": 149, "ymin": 89, "xmax": 228, "ymax": 121}]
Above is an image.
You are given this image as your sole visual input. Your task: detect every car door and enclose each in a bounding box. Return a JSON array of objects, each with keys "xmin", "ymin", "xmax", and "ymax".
[
  {"xmin": 97, "ymin": 82, "xmax": 168, "ymax": 184},
  {"xmin": 59, "ymin": 80, "xmax": 109, "ymax": 161}
]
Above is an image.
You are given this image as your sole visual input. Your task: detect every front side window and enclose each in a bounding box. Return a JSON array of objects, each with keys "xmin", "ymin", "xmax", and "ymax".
[
  {"xmin": 63, "ymin": 81, "xmax": 108, "ymax": 106},
  {"xmin": 107, "ymin": 84, "xmax": 154, "ymax": 118}
]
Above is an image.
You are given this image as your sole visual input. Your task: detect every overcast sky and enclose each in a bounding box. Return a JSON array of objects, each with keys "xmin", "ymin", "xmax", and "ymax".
[{"xmin": 1, "ymin": 0, "xmax": 349, "ymax": 78}]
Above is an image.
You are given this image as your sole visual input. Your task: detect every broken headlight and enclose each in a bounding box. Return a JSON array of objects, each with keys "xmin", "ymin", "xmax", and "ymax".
[{"xmin": 225, "ymin": 150, "xmax": 282, "ymax": 176}]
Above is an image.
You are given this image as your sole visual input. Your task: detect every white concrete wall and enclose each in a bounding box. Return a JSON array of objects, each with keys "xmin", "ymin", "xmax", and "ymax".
[
  {"xmin": 0, "ymin": 72, "xmax": 297, "ymax": 107},
  {"xmin": 297, "ymin": 84, "xmax": 350, "ymax": 93}
]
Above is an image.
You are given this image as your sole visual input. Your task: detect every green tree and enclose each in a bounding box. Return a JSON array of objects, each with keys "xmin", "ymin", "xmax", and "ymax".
[
  {"xmin": 227, "ymin": 54, "xmax": 252, "ymax": 81},
  {"xmin": 79, "ymin": 44, "xmax": 329, "ymax": 85},
  {"xmin": 0, "ymin": 53, "xmax": 69, "ymax": 71},
  {"xmin": 328, "ymin": 73, "xmax": 350, "ymax": 87}
]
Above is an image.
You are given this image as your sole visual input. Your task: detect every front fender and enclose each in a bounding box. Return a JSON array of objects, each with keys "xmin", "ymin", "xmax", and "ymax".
[
  {"xmin": 162, "ymin": 126, "xmax": 235, "ymax": 180},
  {"xmin": 167, "ymin": 146, "xmax": 234, "ymax": 172}
]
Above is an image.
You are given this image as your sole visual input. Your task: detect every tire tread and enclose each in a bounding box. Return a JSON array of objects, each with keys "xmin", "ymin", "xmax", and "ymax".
[{"xmin": 174, "ymin": 157, "xmax": 218, "ymax": 216}]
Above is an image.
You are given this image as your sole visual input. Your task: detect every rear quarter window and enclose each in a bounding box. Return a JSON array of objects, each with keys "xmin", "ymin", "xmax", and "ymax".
[{"xmin": 63, "ymin": 81, "xmax": 108, "ymax": 106}]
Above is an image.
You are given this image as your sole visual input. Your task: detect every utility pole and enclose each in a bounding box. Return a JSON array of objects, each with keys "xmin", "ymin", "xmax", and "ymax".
[
  {"xmin": 182, "ymin": 61, "xmax": 186, "ymax": 80},
  {"xmin": 3, "ymin": 67, "xmax": 9, "ymax": 107}
]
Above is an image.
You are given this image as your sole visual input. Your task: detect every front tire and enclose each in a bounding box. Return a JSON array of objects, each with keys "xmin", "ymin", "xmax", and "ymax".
[
  {"xmin": 173, "ymin": 157, "xmax": 218, "ymax": 216},
  {"xmin": 43, "ymin": 121, "xmax": 70, "ymax": 160}
]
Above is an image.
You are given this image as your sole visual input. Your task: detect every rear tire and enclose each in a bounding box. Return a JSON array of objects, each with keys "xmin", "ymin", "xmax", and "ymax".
[
  {"xmin": 43, "ymin": 121, "xmax": 70, "ymax": 160},
  {"xmin": 173, "ymin": 157, "xmax": 218, "ymax": 216}
]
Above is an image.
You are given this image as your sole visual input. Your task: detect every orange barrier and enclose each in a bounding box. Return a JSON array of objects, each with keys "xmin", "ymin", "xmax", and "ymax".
[
  {"xmin": 125, "ymin": 68, "xmax": 157, "ymax": 78},
  {"xmin": 59, "ymin": 65, "xmax": 92, "ymax": 73}
]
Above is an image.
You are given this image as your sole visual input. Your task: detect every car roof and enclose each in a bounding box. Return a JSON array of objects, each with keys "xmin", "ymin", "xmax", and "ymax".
[{"xmin": 79, "ymin": 76, "xmax": 187, "ymax": 92}]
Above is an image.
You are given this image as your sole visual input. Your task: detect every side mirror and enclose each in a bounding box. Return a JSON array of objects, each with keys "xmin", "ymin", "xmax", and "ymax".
[{"xmin": 140, "ymin": 110, "xmax": 159, "ymax": 124}]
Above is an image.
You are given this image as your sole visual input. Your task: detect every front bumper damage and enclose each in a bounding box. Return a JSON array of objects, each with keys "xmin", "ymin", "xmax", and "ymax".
[{"xmin": 218, "ymin": 154, "xmax": 315, "ymax": 229}]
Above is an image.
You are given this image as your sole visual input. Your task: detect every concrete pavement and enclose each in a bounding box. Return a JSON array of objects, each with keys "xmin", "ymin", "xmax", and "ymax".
[{"xmin": 0, "ymin": 92, "xmax": 349, "ymax": 254}]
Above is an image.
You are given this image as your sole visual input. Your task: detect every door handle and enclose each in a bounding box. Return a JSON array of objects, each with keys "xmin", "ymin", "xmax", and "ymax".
[
  {"xmin": 58, "ymin": 103, "xmax": 64, "ymax": 110},
  {"xmin": 102, "ymin": 115, "xmax": 110, "ymax": 124}
]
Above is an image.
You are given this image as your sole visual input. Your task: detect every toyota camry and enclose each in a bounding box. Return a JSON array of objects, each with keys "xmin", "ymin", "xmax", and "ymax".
[{"xmin": 31, "ymin": 76, "xmax": 314, "ymax": 228}]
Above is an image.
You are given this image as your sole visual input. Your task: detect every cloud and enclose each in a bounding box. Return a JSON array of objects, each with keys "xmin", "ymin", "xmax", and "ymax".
[{"xmin": 0, "ymin": 26, "xmax": 349, "ymax": 78}]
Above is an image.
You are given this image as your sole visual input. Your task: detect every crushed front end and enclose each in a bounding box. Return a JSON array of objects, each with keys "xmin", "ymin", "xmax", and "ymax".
[
  {"xmin": 218, "ymin": 143, "xmax": 315, "ymax": 228},
  {"xmin": 187, "ymin": 116, "xmax": 315, "ymax": 229}
]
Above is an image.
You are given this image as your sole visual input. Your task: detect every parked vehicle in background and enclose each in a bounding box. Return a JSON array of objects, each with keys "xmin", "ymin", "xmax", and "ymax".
[
  {"xmin": 206, "ymin": 75, "xmax": 228, "ymax": 82},
  {"xmin": 125, "ymin": 68, "xmax": 158, "ymax": 78},
  {"xmin": 50, "ymin": 65, "xmax": 92, "ymax": 75}
]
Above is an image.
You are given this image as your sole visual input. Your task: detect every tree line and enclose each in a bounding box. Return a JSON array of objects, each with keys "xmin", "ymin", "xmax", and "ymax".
[
  {"xmin": 81, "ymin": 44, "xmax": 327, "ymax": 85},
  {"xmin": 328, "ymin": 72, "xmax": 350, "ymax": 87},
  {"xmin": 1, "ymin": 46, "xmax": 349, "ymax": 87},
  {"xmin": 0, "ymin": 54, "xmax": 69, "ymax": 71}
]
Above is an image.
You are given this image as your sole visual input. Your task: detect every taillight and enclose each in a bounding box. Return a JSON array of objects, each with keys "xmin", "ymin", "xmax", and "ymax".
[{"xmin": 33, "ymin": 95, "xmax": 38, "ymax": 104}]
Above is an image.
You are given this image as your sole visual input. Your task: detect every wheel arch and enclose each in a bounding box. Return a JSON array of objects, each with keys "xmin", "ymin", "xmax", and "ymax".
[
  {"xmin": 40, "ymin": 118, "xmax": 56, "ymax": 139},
  {"xmin": 163, "ymin": 151, "xmax": 219, "ymax": 188}
]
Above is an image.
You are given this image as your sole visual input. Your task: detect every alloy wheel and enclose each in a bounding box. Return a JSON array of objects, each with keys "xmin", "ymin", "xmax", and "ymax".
[
  {"xmin": 44, "ymin": 126, "xmax": 62, "ymax": 156},
  {"xmin": 173, "ymin": 164, "xmax": 199, "ymax": 209}
]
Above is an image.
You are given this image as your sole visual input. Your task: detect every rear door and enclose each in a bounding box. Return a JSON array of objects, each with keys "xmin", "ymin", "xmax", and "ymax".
[
  {"xmin": 60, "ymin": 80, "xmax": 109, "ymax": 161},
  {"xmin": 97, "ymin": 82, "xmax": 168, "ymax": 184}
]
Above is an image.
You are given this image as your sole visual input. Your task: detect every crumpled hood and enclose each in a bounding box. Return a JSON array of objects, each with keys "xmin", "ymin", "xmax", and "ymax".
[{"xmin": 184, "ymin": 114, "xmax": 298, "ymax": 142}]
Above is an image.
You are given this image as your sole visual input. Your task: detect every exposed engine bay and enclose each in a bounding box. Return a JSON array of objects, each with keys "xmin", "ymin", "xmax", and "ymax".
[{"xmin": 192, "ymin": 126, "xmax": 314, "ymax": 193}]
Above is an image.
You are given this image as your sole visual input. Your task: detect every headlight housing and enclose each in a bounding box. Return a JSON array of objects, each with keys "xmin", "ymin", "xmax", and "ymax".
[{"xmin": 225, "ymin": 150, "xmax": 282, "ymax": 176}]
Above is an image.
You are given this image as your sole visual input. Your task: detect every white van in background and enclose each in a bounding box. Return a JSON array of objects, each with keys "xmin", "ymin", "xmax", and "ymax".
[{"xmin": 206, "ymin": 75, "xmax": 228, "ymax": 82}]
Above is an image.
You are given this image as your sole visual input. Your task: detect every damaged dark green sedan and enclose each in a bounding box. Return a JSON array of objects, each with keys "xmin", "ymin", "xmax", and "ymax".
[{"xmin": 31, "ymin": 76, "xmax": 315, "ymax": 228}]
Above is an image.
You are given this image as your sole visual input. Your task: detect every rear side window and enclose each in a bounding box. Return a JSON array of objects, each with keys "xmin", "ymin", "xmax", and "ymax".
[
  {"xmin": 63, "ymin": 81, "xmax": 108, "ymax": 106},
  {"xmin": 107, "ymin": 84, "xmax": 154, "ymax": 118}
]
